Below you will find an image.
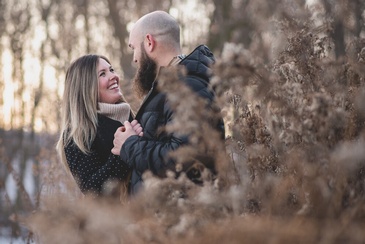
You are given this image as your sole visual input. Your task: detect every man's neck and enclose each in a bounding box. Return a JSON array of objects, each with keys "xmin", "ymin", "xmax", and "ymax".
[{"xmin": 158, "ymin": 46, "xmax": 182, "ymax": 66}]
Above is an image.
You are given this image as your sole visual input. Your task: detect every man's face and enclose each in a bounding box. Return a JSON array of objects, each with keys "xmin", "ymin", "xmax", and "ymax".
[
  {"xmin": 132, "ymin": 42, "xmax": 158, "ymax": 98},
  {"xmin": 128, "ymin": 26, "xmax": 143, "ymax": 65}
]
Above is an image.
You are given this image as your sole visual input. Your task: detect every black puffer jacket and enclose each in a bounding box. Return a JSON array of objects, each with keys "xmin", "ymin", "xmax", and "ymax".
[{"xmin": 120, "ymin": 45, "xmax": 224, "ymax": 195}]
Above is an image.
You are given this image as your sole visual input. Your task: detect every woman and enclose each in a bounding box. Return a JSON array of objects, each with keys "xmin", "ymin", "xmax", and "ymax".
[{"xmin": 57, "ymin": 54, "xmax": 142, "ymax": 197}]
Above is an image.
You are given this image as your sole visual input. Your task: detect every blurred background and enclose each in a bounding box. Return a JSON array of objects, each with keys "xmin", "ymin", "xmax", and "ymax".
[{"xmin": 1, "ymin": 0, "xmax": 365, "ymax": 243}]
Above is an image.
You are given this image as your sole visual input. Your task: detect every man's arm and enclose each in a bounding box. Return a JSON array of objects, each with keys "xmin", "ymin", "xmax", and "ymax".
[
  {"xmin": 119, "ymin": 133, "xmax": 186, "ymax": 176},
  {"xmin": 112, "ymin": 105, "xmax": 188, "ymax": 176}
]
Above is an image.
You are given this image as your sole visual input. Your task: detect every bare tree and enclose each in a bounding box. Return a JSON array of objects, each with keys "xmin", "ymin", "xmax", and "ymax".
[
  {"xmin": 1, "ymin": 2, "xmax": 34, "ymax": 238},
  {"xmin": 322, "ymin": 0, "xmax": 365, "ymax": 59},
  {"xmin": 8, "ymin": 1, "xmax": 31, "ymax": 131},
  {"xmin": 105, "ymin": 0, "xmax": 134, "ymax": 80},
  {"xmin": 45, "ymin": 0, "xmax": 83, "ymax": 132},
  {"xmin": 0, "ymin": 0, "xmax": 6, "ymax": 129},
  {"xmin": 77, "ymin": 0, "xmax": 91, "ymax": 53},
  {"xmin": 208, "ymin": 0, "xmax": 255, "ymax": 53},
  {"xmin": 30, "ymin": 0, "xmax": 56, "ymax": 139}
]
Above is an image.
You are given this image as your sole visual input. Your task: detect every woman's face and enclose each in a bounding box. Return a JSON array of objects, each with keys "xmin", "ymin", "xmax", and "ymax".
[{"xmin": 98, "ymin": 58, "xmax": 123, "ymax": 104}]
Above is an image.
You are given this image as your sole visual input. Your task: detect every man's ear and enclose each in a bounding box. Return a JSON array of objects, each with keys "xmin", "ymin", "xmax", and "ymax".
[{"xmin": 145, "ymin": 34, "xmax": 155, "ymax": 52}]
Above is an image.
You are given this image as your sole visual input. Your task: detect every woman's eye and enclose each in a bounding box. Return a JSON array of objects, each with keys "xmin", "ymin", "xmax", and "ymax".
[
  {"xmin": 99, "ymin": 72, "xmax": 106, "ymax": 77},
  {"xmin": 110, "ymin": 68, "xmax": 115, "ymax": 72}
]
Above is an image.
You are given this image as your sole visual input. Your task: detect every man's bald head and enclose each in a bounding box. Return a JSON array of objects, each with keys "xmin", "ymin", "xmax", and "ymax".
[{"xmin": 131, "ymin": 11, "xmax": 180, "ymax": 49}]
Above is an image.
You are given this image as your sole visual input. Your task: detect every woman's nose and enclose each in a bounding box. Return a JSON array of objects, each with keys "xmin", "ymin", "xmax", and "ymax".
[{"xmin": 109, "ymin": 74, "xmax": 116, "ymax": 81}]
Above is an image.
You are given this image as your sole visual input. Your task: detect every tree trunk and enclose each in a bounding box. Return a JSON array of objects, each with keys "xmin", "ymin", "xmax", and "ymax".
[{"xmin": 208, "ymin": 0, "xmax": 233, "ymax": 53}]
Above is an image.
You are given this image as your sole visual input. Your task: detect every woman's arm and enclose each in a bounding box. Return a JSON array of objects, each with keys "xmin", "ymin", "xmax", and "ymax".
[{"xmin": 65, "ymin": 143, "xmax": 130, "ymax": 195}]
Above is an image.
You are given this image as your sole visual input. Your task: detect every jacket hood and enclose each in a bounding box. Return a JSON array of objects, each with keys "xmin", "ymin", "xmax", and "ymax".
[{"xmin": 179, "ymin": 45, "xmax": 215, "ymax": 83}]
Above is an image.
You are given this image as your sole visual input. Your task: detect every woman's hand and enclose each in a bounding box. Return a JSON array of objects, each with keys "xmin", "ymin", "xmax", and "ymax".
[
  {"xmin": 130, "ymin": 119, "xmax": 143, "ymax": 137},
  {"xmin": 111, "ymin": 120, "xmax": 143, "ymax": 155}
]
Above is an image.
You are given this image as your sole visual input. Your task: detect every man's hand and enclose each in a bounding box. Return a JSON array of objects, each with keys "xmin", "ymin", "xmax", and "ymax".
[{"xmin": 111, "ymin": 120, "xmax": 143, "ymax": 155}]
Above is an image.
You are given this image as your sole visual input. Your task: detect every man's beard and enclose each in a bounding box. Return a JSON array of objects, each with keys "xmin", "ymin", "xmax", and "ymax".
[{"xmin": 133, "ymin": 43, "xmax": 158, "ymax": 98}]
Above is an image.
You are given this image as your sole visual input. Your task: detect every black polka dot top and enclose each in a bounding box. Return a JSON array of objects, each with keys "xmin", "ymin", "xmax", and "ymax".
[{"xmin": 64, "ymin": 114, "xmax": 131, "ymax": 196}]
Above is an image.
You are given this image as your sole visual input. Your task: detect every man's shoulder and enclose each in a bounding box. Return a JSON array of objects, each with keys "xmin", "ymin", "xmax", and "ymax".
[
  {"xmin": 179, "ymin": 45, "xmax": 215, "ymax": 83},
  {"xmin": 180, "ymin": 45, "xmax": 215, "ymax": 65}
]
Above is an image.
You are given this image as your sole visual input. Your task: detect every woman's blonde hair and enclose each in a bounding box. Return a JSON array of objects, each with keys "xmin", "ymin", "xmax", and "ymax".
[{"xmin": 56, "ymin": 54, "xmax": 127, "ymax": 172}]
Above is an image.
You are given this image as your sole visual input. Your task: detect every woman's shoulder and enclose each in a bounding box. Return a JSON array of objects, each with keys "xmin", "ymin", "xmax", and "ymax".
[
  {"xmin": 96, "ymin": 114, "xmax": 123, "ymax": 141},
  {"xmin": 97, "ymin": 114, "xmax": 123, "ymax": 126}
]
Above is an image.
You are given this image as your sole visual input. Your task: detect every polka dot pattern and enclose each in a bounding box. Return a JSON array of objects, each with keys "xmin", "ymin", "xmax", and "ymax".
[{"xmin": 64, "ymin": 114, "xmax": 131, "ymax": 196}]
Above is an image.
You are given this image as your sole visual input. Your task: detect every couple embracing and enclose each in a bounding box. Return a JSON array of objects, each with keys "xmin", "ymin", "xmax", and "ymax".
[{"xmin": 57, "ymin": 11, "xmax": 225, "ymax": 198}]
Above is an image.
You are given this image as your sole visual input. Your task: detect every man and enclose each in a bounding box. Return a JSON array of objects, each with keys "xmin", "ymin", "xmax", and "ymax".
[{"xmin": 112, "ymin": 10, "xmax": 224, "ymax": 194}]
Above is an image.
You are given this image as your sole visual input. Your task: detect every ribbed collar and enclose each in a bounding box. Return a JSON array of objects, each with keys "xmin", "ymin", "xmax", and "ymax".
[{"xmin": 97, "ymin": 102, "xmax": 130, "ymax": 124}]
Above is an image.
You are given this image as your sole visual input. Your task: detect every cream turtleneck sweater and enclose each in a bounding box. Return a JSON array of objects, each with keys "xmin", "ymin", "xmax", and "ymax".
[{"xmin": 97, "ymin": 102, "xmax": 131, "ymax": 124}]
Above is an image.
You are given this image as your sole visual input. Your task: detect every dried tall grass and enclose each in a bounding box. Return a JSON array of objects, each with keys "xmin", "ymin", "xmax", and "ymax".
[{"xmin": 3, "ymin": 1, "xmax": 365, "ymax": 243}]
